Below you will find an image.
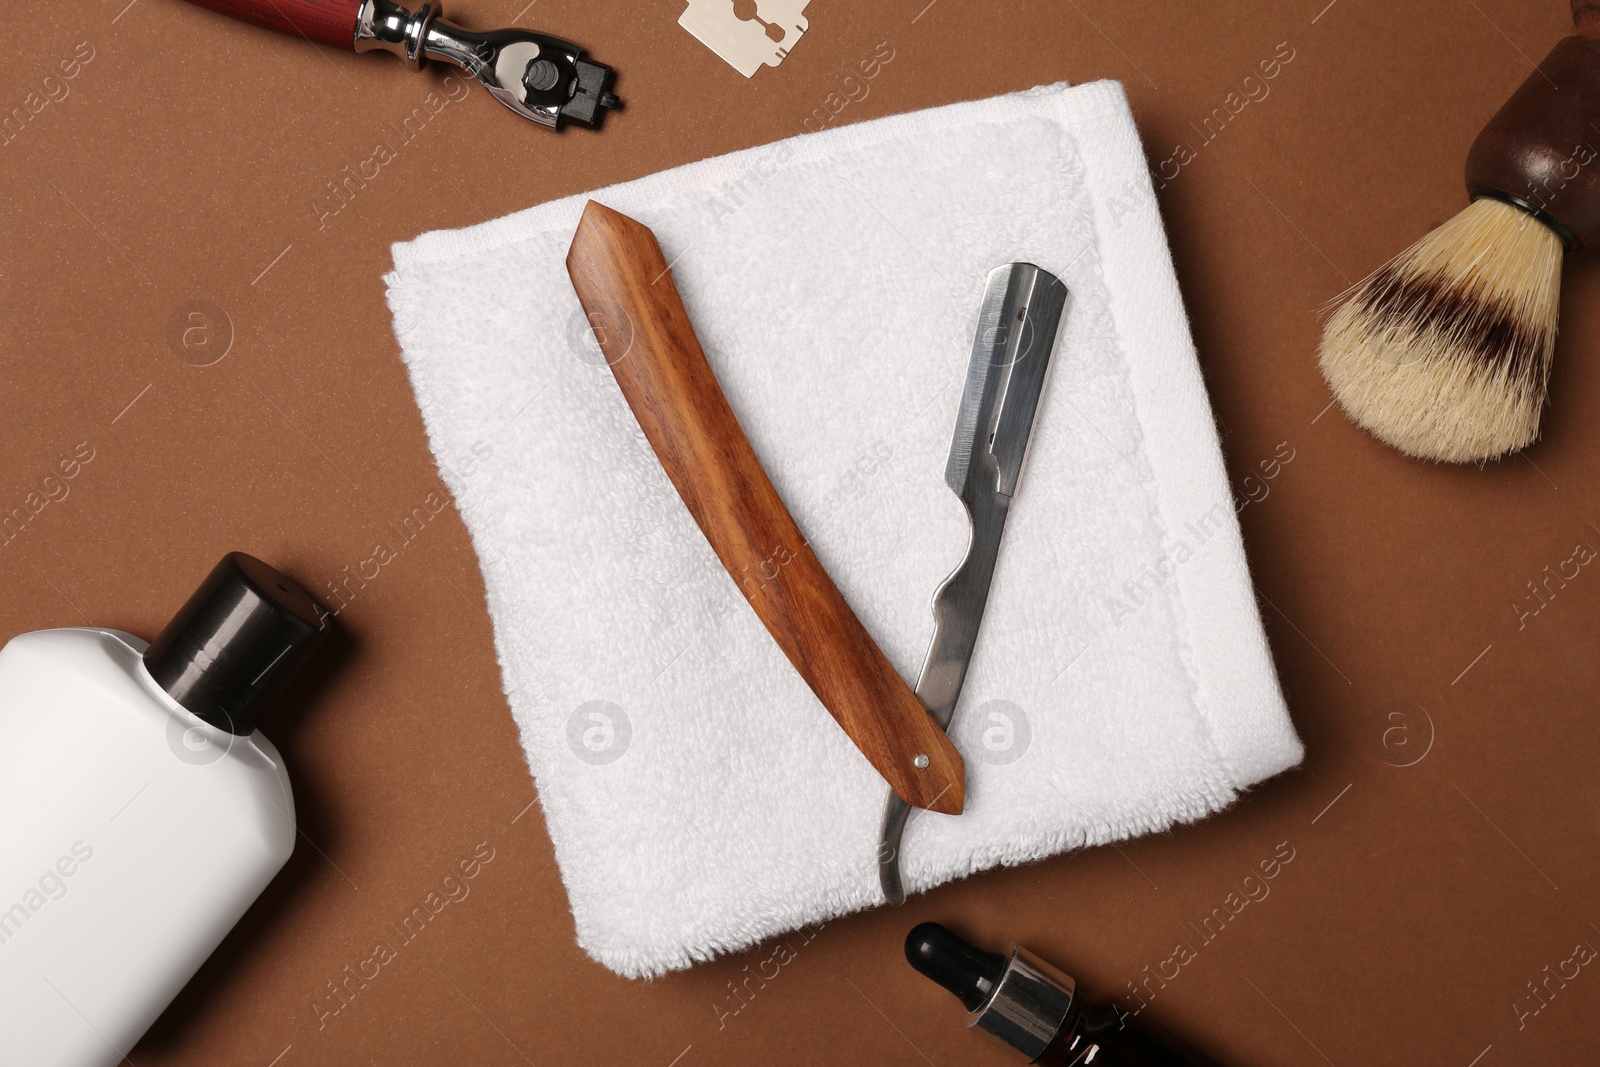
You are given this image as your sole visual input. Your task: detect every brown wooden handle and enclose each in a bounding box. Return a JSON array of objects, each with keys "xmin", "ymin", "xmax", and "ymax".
[
  {"xmin": 1575, "ymin": 0, "xmax": 1600, "ymax": 36},
  {"xmin": 1465, "ymin": 32, "xmax": 1600, "ymax": 249},
  {"xmin": 566, "ymin": 201, "xmax": 964, "ymax": 815}
]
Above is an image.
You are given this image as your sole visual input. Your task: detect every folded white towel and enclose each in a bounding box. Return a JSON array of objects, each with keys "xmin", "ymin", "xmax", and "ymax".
[{"xmin": 385, "ymin": 80, "xmax": 1303, "ymax": 979}]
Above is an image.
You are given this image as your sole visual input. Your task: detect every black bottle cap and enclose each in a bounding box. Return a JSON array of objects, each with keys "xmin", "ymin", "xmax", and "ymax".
[
  {"xmin": 906, "ymin": 922, "xmax": 1008, "ymax": 1012},
  {"xmin": 143, "ymin": 553, "xmax": 332, "ymax": 735}
]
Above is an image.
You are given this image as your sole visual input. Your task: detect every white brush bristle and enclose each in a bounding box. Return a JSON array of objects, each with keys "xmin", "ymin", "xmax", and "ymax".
[{"xmin": 1319, "ymin": 197, "xmax": 1563, "ymax": 463}]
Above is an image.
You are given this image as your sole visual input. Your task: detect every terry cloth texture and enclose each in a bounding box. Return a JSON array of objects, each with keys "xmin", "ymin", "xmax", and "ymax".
[{"xmin": 386, "ymin": 79, "xmax": 1303, "ymax": 979}]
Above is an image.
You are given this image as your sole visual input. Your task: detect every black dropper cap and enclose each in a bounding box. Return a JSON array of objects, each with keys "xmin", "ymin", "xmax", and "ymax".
[
  {"xmin": 906, "ymin": 922, "xmax": 1009, "ymax": 1012},
  {"xmin": 143, "ymin": 553, "xmax": 331, "ymax": 735}
]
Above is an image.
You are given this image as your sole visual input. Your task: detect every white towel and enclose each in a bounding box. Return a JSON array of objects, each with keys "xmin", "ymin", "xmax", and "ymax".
[{"xmin": 385, "ymin": 80, "xmax": 1303, "ymax": 979}]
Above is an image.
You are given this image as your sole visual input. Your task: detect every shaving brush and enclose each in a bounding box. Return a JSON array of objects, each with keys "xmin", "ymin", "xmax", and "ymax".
[{"xmin": 1320, "ymin": 2, "xmax": 1600, "ymax": 463}]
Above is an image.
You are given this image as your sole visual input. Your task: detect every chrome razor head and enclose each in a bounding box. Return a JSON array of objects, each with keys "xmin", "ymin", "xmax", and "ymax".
[{"xmin": 355, "ymin": 0, "xmax": 620, "ymax": 128}]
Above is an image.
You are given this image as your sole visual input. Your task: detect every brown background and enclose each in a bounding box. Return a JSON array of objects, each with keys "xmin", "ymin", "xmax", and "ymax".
[{"xmin": 3, "ymin": 0, "xmax": 1598, "ymax": 1063}]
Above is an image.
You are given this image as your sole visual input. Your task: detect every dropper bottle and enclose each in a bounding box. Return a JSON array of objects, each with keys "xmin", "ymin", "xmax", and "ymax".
[{"xmin": 906, "ymin": 922, "xmax": 1227, "ymax": 1066}]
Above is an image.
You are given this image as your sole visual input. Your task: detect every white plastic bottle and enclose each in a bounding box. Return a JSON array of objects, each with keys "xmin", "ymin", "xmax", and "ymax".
[{"xmin": 0, "ymin": 553, "xmax": 331, "ymax": 1067}]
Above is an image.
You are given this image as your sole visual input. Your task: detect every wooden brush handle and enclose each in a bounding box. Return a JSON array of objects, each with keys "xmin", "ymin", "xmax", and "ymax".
[
  {"xmin": 1576, "ymin": 0, "xmax": 1600, "ymax": 35},
  {"xmin": 566, "ymin": 201, "xmax": 964, "ymax": 815},
  {"xmin": 1465, "ymin": 10, "xmax": 1600, "ymax": 249},
  {"xmin": 182, "ymin": 0, "xmax": 362, "ymax": 48}
]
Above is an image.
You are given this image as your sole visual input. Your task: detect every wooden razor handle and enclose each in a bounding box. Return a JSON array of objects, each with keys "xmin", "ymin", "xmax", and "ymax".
[
  {"xmin": 181, "ymin": 0, "xmax": 363, "ymax": 48},
  {"xmin": 566, "ymin": 201, "xmax": 964, "ymax": 815}
]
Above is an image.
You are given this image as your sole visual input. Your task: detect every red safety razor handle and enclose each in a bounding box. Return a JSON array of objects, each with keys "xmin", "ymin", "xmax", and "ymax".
[
  {"xmin": 184, "ymin": 0, "xmax": 361, "ymax": 47},
  {"xmin": 178, "ymin": 0, "xmax": 620, "ymax": 128}
]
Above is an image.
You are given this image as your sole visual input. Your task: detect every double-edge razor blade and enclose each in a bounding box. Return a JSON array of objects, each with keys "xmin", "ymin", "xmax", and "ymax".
[{"xmin": 679, "ymin": 0, "xmax": 810, "ymax": 77}]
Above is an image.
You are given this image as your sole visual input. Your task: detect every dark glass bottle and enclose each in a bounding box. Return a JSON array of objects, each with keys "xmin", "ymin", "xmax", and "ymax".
[{"xmin": 906, "ymin": 922, "xmax": 1227, "ymax": 1067}]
